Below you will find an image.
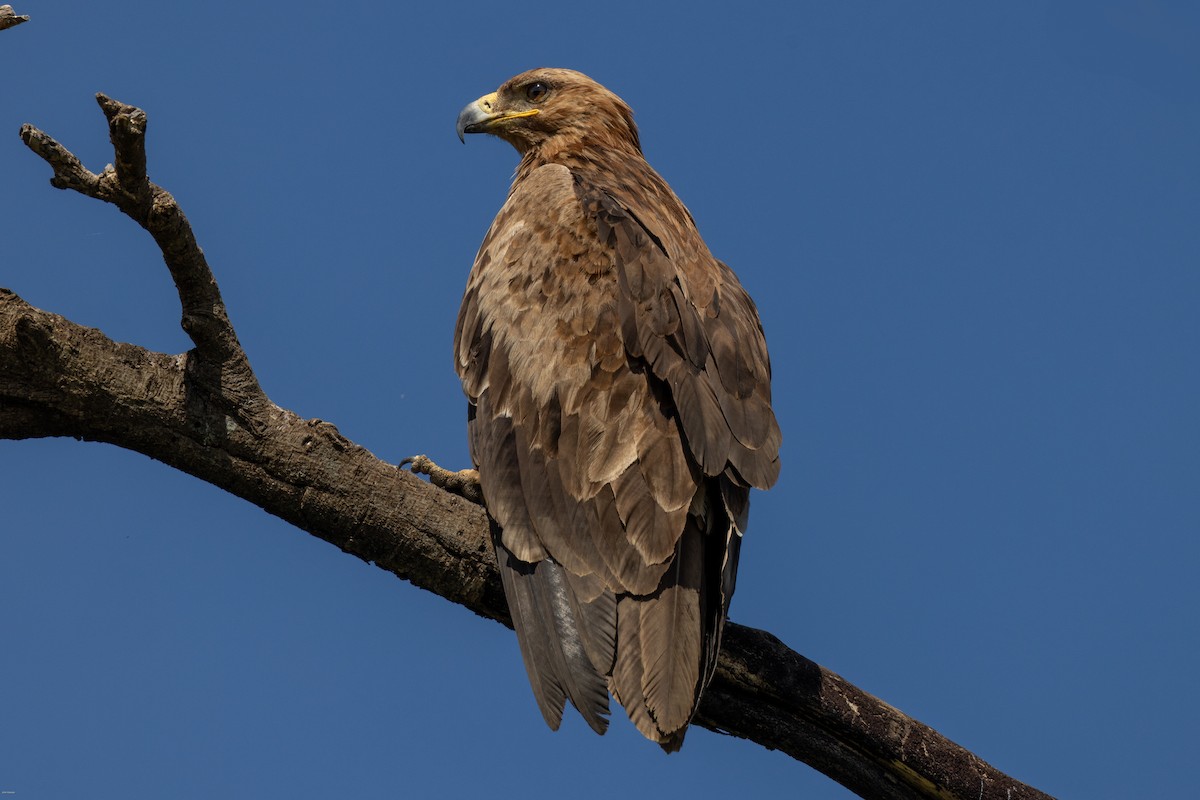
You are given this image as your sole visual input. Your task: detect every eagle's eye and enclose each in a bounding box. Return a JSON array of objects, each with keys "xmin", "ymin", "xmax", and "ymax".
[{"xmin": 525, "ymin": 82, "xmax": 549, "ymax": 103}]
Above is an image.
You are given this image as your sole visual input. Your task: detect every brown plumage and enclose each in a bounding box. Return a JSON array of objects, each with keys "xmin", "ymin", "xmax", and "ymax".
[{"xmin": 454, "ymin": 68, "xmax": 781, "ymax": 750}]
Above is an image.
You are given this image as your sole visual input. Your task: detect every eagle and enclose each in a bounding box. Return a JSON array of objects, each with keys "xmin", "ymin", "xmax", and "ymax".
[{"xmin": 452, "ymin": 68, "xmax": 781, "ymax": 751}]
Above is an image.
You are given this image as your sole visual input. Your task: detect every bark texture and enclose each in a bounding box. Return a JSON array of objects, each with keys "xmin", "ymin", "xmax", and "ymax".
[{"xmin": 0, "ymin": 94, "xmax": 1055, "ymax": 800}]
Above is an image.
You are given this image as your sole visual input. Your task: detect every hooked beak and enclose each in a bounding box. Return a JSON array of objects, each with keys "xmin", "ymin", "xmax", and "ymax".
[{"xmin": 456, "ymin": 91, "xmax": 540, "ymax": 143}]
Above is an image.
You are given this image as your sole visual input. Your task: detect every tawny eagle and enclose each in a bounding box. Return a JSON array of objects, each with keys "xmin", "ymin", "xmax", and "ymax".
[{"xmin": 453, "ymin": 68, "xmax": 780, "ymax": 750}]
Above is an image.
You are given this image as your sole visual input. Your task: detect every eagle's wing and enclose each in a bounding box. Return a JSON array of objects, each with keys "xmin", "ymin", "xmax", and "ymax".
[{"xmin": 454, "ymin": 163, "xmax": 779, "ymax": 748}]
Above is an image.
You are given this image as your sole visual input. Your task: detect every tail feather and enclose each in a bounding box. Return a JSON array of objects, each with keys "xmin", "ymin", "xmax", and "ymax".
[
  {"xmin": 496, "ymin": 541, "xmax": 611, "ymax": 735},
  {"xmin": 610, "ymin": 597, "xmax": 661, "ymax": 744},
  {"xmin": 496, "ymin": 546, "xmax": 567, "ymax": 730},
  {"xmin": 639, "ymin": 522, "xmax": 703, "ymax": 735},
  {"xmin": 496, "ymin": 477, "xmax": 745, "ymax": 749},
  {"xmin": 564, "ymin": 570, "xmax": 618, "ymax": 677}
]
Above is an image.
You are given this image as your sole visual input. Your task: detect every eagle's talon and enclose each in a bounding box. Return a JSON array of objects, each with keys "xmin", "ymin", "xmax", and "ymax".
[
  {"xmin": 401, "ymin": 454, "xmax": 482, "ymax": 504},
  {"xmin": 398, "ymin": 454, "xmax": 430, "ymax": 474}
]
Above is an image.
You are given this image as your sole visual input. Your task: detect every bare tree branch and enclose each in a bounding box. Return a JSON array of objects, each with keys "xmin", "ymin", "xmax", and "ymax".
[
  {"xmin": 0, "ymin": 5, "xmax": 29, "ymax": 31},
  {"xmin": 1, "ymin": 95, "xmax": 1055, "ymax": 800}
]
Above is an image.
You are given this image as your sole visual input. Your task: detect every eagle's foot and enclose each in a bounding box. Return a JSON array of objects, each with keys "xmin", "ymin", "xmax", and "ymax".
[{"xmin": 400, "ymin": 454, "xmax": 483, "ymax": 505}]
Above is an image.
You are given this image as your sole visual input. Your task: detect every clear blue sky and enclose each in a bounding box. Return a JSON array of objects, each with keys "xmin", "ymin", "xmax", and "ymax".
[{"xmin": 3, "ymin": 3, "xmax": 1197, "ymax": 798}]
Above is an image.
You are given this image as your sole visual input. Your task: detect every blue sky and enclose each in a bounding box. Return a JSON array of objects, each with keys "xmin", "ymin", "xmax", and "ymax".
[{"xmin": 2, "ymin": 2, "xmax": 1197, "ymax": 798}]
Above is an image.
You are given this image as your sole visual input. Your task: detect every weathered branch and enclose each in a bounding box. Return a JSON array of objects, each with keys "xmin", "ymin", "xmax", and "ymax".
[
  {"xmin": 0, "ymin": 5, "xmax": 29, "ymax": 31},
  {"xmin": 20, "ymin": 94, "xmax": 265, "ymax": 431},
  {"xmin": 1, "ymin": 96, "xmax": 1055, "ymax": 800}
]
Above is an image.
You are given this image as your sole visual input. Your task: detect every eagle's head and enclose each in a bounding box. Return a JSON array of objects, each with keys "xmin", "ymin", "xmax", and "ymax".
[{"xmin": 456, "ymin": 68, "xmax": 642, "ymax": 156}]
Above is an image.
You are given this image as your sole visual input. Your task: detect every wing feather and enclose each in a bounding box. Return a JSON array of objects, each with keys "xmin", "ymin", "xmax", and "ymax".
[
  {"xmin": 582, "ymin": 184, "xmax": 780, "ymax": 485},
  {"xmin": 468, "ymin": 394, "xmax": 546, "ymax": 563},
  {"xmin": 611, "ymin": 464, "xmax": 690, "ymax": 565}
]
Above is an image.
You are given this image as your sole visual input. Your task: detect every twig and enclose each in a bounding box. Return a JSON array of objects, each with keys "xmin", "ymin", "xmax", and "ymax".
[
  {"xmin": 20, "ymin": 95, "xmax": 267, "ymax": 431},
  {"xmin": 0, "ymin": 5, "xmax": 29, "ymax": 31}
]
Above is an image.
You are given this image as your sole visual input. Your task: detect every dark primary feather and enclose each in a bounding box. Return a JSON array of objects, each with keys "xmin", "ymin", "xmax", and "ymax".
[
  {"xmin": 454, "ymin": 68, "xmax": 780, "ymax": 749},
  {"xmin": 495, "ymin": 547, "xmax": 612, "ymax": 734}
]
